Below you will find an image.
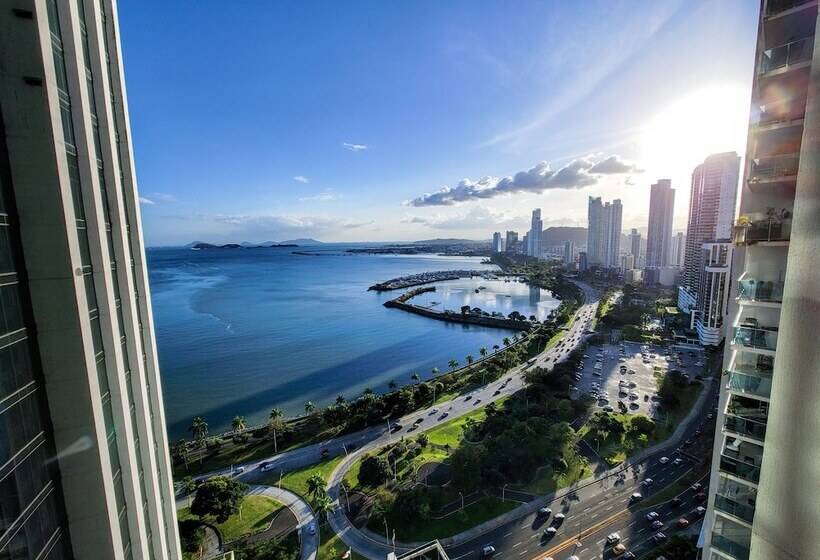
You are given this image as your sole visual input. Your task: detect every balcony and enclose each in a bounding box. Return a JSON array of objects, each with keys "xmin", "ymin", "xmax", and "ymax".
[
  {"xmin": 733, "ymin": 218, "xmax": 791, "ymax": 245},
  {"xmin": 727, "ymin": 370, "xmax": 773, "ymax": 400},
  {"xmin": 715, "ymin": 493, "xmax": 756, "ymax": 524},
  {"xmin": 711, "ymin": 532, "xmax": 751, "ymax": 560},
  {"xmin": 760, "ymin": 37, "xmax": 814, "ymax": 75},
  {"xmin": 748, "ymin": 154, "xmax": 800, "ymax": 184},
  {"xmin": 720, "ymin": 453, "xmax": 762, "ymax": 484},
  {"xmin": 733, "ymin": 322, "xmax": 779, "ymax": 352},
  {"xmin": 766, "ymin": 0, "xmax": 816, "ymax": 17},
  {"xmin": 724, "ymin": 415, "xmax": 767, "ymax": 442},
  {"xmin": 737, "ymin": 276, "xmax": 784, "ymax": 305}
]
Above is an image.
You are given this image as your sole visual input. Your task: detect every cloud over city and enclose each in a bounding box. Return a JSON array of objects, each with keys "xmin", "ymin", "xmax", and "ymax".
[
  {"xmin": 407, "ymin": 155, "xmax": 641, "ymax": 207},
  {"xmin": 342, "ymin": 142, "xmax": 368, "ymax": 152}
]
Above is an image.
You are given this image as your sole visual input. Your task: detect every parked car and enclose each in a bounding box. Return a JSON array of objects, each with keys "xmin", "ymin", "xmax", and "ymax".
[
  {"xmin": 482, "ymin": 545, "xmax": 496, "ymax": 556},
  {"xmin": 612, "ymin": 543, "xmax": 627, "ymax": 556},
  {"xmin": 670, "ymin": 497, "xmax": 683, "ymax": 507},
  {"xmin": 630, "ymin": 493, "xmax": 643, "ymax": 502},
  {"xmin": 652, "ymin": 532, "xmax": 667, "ymax": 543},
  {"xmin": 538, "ymin": 507, "xmax": 552, "ymax": 516},
  {"xmin": 641, "ymin": 478, "xmax": 654, "ymax": 486},
  {"xmin": 659, "ymin": 456, "xmax": 670, "ymax": 464},
  {"xmin": 645, "ymin": 511, "xmax": 660, "ymax": 521},
  {"xmin": 693, "ymin": 506, "xmax": 707, "ymax": 517},
  {"xmin": 606, "ymin": 532, "xmax": 621, "ymax": 545},
  {"xmin": 651, "ymin": 520, "xmax": 664, "ymax": 530},
  {"xmin": 677, "ymin": 518, "xmax": 690, "ymax": 528}
]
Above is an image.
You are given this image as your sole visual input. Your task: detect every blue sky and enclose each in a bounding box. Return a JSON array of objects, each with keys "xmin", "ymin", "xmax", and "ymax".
[{"xmin": 120, "ymin": 0, "xmax": 758, "ymax": 246}]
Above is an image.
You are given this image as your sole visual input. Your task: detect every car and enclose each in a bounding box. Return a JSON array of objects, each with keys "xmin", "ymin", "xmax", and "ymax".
[
  {"xmin": 706, "ymin": 413, "xmax": 714, "ymax": 419},
  {"xmin": 606, "ymin": 532, "xmax": 621, "ymax": 545},
  {"xmin": 612, "ymin": 543, "xmax": 627, "ymax": 556},
  {"xmin": 652, "ymin": 532, "xmax": 667, "ymax": 543},
  {"xmin": 603, "ymin": 405, "xmax": 614, "ymax": 412},
  {"xmin": 493, "ymin": 389, "xmax": 501, "ymax": 396},
  {"xmin": 628, "ymin": 369, "xmax": 636, "ymax": 375},
  {"xmin": 474, "ymin": 398, "xmax": 482, "ymax": 405},
  {"xmin": 691, "ymin": 482, "xmax": 703, "ymax": 491},
  {"xmin": 695, "ymin": 492, "xmax": 707, "ymax": 502},
  {"xmin": 677, "ymin": 518, "xmax": 690, "ymax": 528},
  {"xmin": 672, "ymin": 458, "xmax": 683, "ymax": 466},
  {"xmin": 464, "ymin": 395, "xmax": 472, "ymax": 401},
  {"xmin": 593, "ymin": 371, "xmax": 602, "ymax": 377},
  {"xmin": 659, "ymin": 456, "xmax": 670, "ymax": 464},
  {"xmin": 624, "ymin": 552, "xmax": 637, "ymax": 559},
  {"xmin": 630, "ymin": 492, "xmax": 643, "ymax": 502},
  {"xmin": 429, "ymin": 408, "xmax": 439, "ymax": 415},
  {"xmin": 482, "ymin": 545, "xmax": 496, "ymax": 556},
  {"xmin": 694, "ymin": 506, "xmax": 707, "ymax": 516},
  {"xmin": 629, "ymin": 402, "xmax": 639, "ymax": 409},
  {"xmin": 390, "ymin": 423, "xmax": 403, "ymax": 433},
  {"xmin": 538, "ymin": 507, "xmax": 552, "ymax": 516},
  {"xmin": 232, "ymin": 466, "xmax": 245, "ymax": 475},
  {"xmin": 553, "ymin": 512, "xmax": 565, "ymax": 521},
  {"xmin": 641, "ymin": 478, "xmax": 654, "ymax": 486},
  {"xmin": 629, "ymin": 392, "xmax": 639, "ymax": 400},
  {"xmin": 438, "ymin": 412, "xmax": 449, "ymax": 420},
  {"xmin": 670, "ymin": 497, "xmax": 683, "ymax": 507},
  {"xmin": 645, "ymin": 511, "xmax": 660, "ymax": 521},
  {"xmin": 544, "ymin": 527, "xmax": 557, "ymax": 536},
  {"xmin": 414, "ymin": 418, "xmax": 424, "ymax": 425},
  {"xmin": 651, "ymin": 520, "xmax": 664, "ymax": 530},
  {"xmin": 683, "ymin": 439, "xmax": 693, "ymax": 447}
]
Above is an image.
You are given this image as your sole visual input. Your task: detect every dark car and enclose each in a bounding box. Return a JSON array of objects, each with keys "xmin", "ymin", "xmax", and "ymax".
[
  {"xmin": 390, "ymin": 423, "xmax": 403, "ymax": 433},
  {"xmin": 670, "ymin": 497, "xmax": 683, "ymax": 507}
]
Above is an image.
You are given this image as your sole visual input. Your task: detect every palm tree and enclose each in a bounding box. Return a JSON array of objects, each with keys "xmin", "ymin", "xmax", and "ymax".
[
  {"xmin": 306, "ymin": 473, "xmax": 327, "ymax": 500},
  {"xmin": 304, "ymin": 401, "xmax": 316, "ymax": 415},
  {"xmin": 411, "ymin": 372, "xmax": 421, "ymax": 384},
  {"xmin": 466, "ymin": 354, "xmax": 474, "ymax": 365},
  {"xmin": 269, "ymin": 408, "xmax": 284, "ymax": 452},
  {"xmin": 492, "ymin": 344, "xmax": 500, "ymax": 353},
  {"xmin": 388, "ymin": 380, "xmax": 398, "ymax": 390},
  {"xmin": 448, "ymin": 359, "xmax": 459, "ymax": 372},
  {"xmin": 431, "ymin": 367, "xmax": 439, "ymax": 376},
  {"xmin": 335, "ymin": 395, "xmax": 346, "ymax": 406},
  {"xmin": 479, "ymin": 347, "xmax": 487, "ymax": 359},
  {"xmin": 231, "ymin": 415, "xmax": 246, "ymax": 433},
  {"xmin": 503, "ymin": 337, "xmax": 511, "ymax": 347},
  {"xmin": 314, "ymin": 494, "xmax": 334, "ymax": 524},
  {"xmin": 188, "ymin": 416, "xmax": 208, "ymax": 446}
]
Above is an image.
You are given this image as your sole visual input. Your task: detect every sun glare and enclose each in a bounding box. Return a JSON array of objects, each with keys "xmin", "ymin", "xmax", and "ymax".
[{"xmin": 639, "ymin": 85, "xmax": 750, "ymax": 182}]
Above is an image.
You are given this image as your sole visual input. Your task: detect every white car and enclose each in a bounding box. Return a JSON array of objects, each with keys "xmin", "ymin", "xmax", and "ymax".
[
  {"xmin": 539, "ymin": 507, "xmax": 552, "ymax": 516},
  {"xmin": 260, "ymin": 461, "xmax": 276, "ymax": 472},
  {"xmin": 606, "ymin": 532, "xmax": 621, "ymax": 544},
  {"xmin": 544, "ymin": 527, "xmax": 557, "ymax": 536},
  {"xmin": 482, "ymin": 545, "xmax": 496, "ymax": 556},
  {"xmin": 553, "ymin": 512, "xmax": 566, "ymax": 521},
  {"xmin": 672, "ymin": 458, "xmax": 683, "ymax": 466},
  {"xmin": 659, "ymin": 456, "xmax": 670, "ymax": 464}
]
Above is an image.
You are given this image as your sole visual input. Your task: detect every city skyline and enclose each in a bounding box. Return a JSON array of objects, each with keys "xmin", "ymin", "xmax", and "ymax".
[{"xmin": 118, "ymin": 1, "xmax": 758, "ymax": 246}]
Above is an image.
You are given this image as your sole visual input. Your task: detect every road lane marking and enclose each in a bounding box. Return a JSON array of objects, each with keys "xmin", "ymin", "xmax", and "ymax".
[
  {"xmin": 530, "ymin": 509, "xmax": 630, "ymax": 560},
  {"xmin": 504, "ymin": 532, "xmax": 513, "ymax": 538},
  {"xmin": 513, "ymin": 542, "xmax": 521, "ymax": 548}
]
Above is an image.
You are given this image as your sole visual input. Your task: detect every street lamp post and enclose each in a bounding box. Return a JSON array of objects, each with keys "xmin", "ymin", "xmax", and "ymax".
[
  {"xmin": 502, "ymin": 484, "xmax": 508, "ymax": 502},
  {"xmin": 459, "ymin": 492, "xmax": 464, "ymax": 511},
  {"xmin": 342, "ymin": 484, "xmax": 351, "ymax": 512}
]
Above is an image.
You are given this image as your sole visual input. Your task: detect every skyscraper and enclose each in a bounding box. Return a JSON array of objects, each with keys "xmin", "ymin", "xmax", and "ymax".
[
  {"xmin": 677, "ymin": 152, "xmax": 740, "ymax": 345},
  {"xmin": 703, "ymin": 2, "xmax": 820, "ymax": 559},
  {"xmin": 587, "ymin": 197, "xmax": 622, "ymax": 268},
  {"xmin": 672, "ymin": 232, "xmax": 687, "ymax": 267},
  {"xmin": 492, "ymin": 232, "xmax": 504, "ymax": 252},
  {"xmin": 563, "ymin": 240, "xmax": 574, "ymax": 265},
  {"xmin": 527, "ymin": 209, "xmax": 542, "ymax": 258},
  {"xmin": 505, "ymin": 230, "xmax": 518, "ymax": 253},
  {"xmin": 630, "ymin": 228, "xmax": 641, "ymax": 260},
  {"xmin": 645, "ymin": 179, "xmax": 675, "ymax": 268},
  {"xmin": 1, "ymin": 2, "xmax": 180, "ymax": 558}
]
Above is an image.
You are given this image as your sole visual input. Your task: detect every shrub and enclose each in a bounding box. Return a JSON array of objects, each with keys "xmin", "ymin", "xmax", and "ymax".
[
  {"xmin": 358, "ymin": 455, "xmax": 391, "ymax": 487},
  {"xmin": 179, "ymin": 519, "xmax": 205, "ymax": 553}
]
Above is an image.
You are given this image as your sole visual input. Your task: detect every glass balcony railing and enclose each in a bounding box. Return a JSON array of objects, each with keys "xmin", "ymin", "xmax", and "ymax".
[
  {"xmin": 715, "ymin": 494, "xmax": 756, "ymax": 523},
  {"xmin": 737, "ymin": 278, "xmax": 784, "ymax": 303},
  {"xmin": 766, "ymin": 0, "xmax": 814, "ymax": 17},
  {"xmin": 727, "ymin": 370, "xmax": 773, "ymax": 399},
  {"xmin": 749, "ymin": 154, "xmax": 800, "ymax": 182},
  {"xmin": 711, "ymin": 532, "xmax": 751, "ymax": 560},
  {"xmin": 733, "ymin": 219, "xmax": 791, "ymax": 244},
  {"xmin": 760, "ymin": 37, "xmax": 814, "ymax": 74},
  {"xmin": 724, "ymin": 415, "xmax": 767, "ymax": 441},
  {"xmin": 733, "ymin": 324, "xmax": 779, "ymax": 352},
  {"xmin": 720, "ymin": 454, "xmax": 761, "ymax": 484}
]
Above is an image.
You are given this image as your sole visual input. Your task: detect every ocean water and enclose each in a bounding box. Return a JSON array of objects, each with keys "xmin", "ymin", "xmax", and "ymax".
[{"xmin": 147, "ymin": 246, "xmax": 558, "ymax": 438}]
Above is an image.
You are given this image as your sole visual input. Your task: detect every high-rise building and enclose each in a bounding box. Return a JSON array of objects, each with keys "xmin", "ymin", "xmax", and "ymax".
[
  {"xmin": 1, "ymin": 2, "xmax": 180, "ymax": 558},
  {"xmin": 563, "ymin": 240, "xmax": 574, "ymax": 265},
  {"xmin": 578, "ymin": 251, "xmax": 588, "ymax": 272},
  {"xmin": 672, "ymin": 232, "xmax": 687, "ymax": 267},
  {"xmin": 677, "ymin": 152, "xmax": 740, "ymax": 345},
  {"xmin": 629, "ymin": 228, "xmax": 642, "ymax": 265},
  {"xmin": 621, "ymin": 254, "xmax": 635, "ymax": 271},
  {"xmin": 587, "ymin": 197, "xmax": 622, "ymax": 268},
  {"xmin": 492, "ymin": 232, "xmax": 504, "ymax": 252},
  {"xmin": 527, "ymin": 209, "xmax": 542, "ymax": 258},
  {"xmin": 505, "ymin": 230, "xmax": 518, "ymax": 253},
  {"xmin": 703, "ymin": 2, "xmax": 820, "ymax": 559},
  {"xmin": 645, "ymin": 179, "xmax": 675, "ymax": 268}
]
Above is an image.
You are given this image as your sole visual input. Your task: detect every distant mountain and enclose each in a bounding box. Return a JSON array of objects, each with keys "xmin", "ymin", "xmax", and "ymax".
[
  {"xmin": 279, "ymin": 238, "xmax": 323, "ymax": 246},
  {"xmin": 239, "ymin": 241, "xmax": 257, "ymax": 247},
  {"xmin": 541, "ymin": 227, "xmax": 587, "ymax": 247},
  {"xmin": 184, "ymin": 240, "xmax": 205, "ymax": 248},
  {"xmin": 411, "ymin": 238, "xmax": 480, "ymax": 245}
]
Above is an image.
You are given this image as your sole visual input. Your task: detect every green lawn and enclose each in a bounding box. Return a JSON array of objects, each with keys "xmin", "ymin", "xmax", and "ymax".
[
  {"xmin": 318, "ymin": 528, "xmax": 366, "ymax": 560},
  {"xmin": 261, "ymin": 455, "xmax": 345, "ymax": 498},
  {"xmin": 520, "ymin": 457, "xmax": 592, "ymax": 495},
  {"xmin": 380, "ymin": 496, "xmax": 517, "ymax": 542},
  {"xmin": 178, "ymin": 495, "xmax": 283, "ymax": 542}
]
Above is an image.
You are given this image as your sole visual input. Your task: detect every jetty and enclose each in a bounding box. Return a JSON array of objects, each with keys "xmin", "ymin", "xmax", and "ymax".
[{"xmin": 369, "ymin": 269, "xmax": 509, "ymax": 291}]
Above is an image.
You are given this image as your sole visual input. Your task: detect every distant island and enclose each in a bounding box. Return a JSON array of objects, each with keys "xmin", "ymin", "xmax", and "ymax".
[{"xmin": 189, "ymin": 242, "xmax": 299, "ymax": 250}]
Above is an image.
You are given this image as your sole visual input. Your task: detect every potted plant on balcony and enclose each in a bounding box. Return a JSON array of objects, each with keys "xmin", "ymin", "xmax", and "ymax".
[{"xmin": 733, "ymin": 215, "xmax": 753, "ymax": 244}]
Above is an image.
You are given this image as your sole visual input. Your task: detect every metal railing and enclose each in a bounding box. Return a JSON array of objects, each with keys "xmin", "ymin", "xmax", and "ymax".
[
  {"xmin": 737, "ymin": 279, "xmax": 784, "ymax": 303},
  {"xmin": 760, "ymin": 37, "xmax": 814, "ymax": 73},
  {"xmin": 733, "ymin": 325, "xmax": 779, "ymax": 352},
  {"xmin": 766, "ymin": 0, "xmax": 815, "ymax": 17},
  {"xmin": 711, "ymin": 532, "xmax": 751, "ymax": 559},
  {"xmin": 724, "ymin": 415, "xmax": 768, "ymax": 441},
  {"xmin": 733, "ymin": 219, "xmax": 791, "ymax": 244},
  {"xmin": 720, "ymin": 454, "xmax": 762, "ymax": 484},
  {"xmin": 715, "ymin": 494, "xmax": 757, "ymax": 523},
  {"xmin": 749, "ymin": 154, "xmax": 800, "ymax": 181},
  {"xmin": 727, "ymin": 370, "xmax": 772, "ymax": 399}
]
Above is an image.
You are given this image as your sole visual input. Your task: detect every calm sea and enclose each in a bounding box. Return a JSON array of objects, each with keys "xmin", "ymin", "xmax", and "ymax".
[{"xmin": 147, "ymin": 246, "xmax": 558, "ymax": 439}]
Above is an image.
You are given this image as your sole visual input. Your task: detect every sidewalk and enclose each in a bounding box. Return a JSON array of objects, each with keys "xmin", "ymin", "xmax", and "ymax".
[{"xmin": 247, "ymin": 485, "xmax": 319, "ymax": 560}]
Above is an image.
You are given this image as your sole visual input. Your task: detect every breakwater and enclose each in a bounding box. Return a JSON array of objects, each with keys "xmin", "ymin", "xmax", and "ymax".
[
  {"xmin": 384, "ymin": 292, "xmax": 531, "ymax": 331},
  {"xmin": 370, "ymin": 269, "xmax": 512, "ymax": 291}
]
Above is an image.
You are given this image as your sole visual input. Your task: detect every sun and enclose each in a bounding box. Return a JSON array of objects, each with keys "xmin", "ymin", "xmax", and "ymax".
[{"xmin": 639, "ymin": 85, "xmax": 750, "ymax": 183}]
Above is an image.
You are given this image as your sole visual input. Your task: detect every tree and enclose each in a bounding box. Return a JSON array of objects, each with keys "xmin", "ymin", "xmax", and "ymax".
[
  {"xmin": 306, "ymin": 473, "xmax": 327, "ymax": 500},
  {"xmin": 631, "ymin": 415, "xmax": 656, "ymax": 436},
  {"xmin": 314, "ymin": 494, "xmax": 334, "ymax": 523},
  {"xmin": 172, "ymin": 439, "xmax": 191, "ymax": 470},
  {"xmin": 190, "ymin": 476, "xmax": 248, "ymax": 523},
  {"xmin": 451, "ymin": 445, "xmax": 486, "ymax": 490},
  {"xmin": 358, "ymin": 455, "xmax": 391, "ymax": 487},
  {"xmin": 503, "ymin": 337, "xmax": 511, "ymax": 347},
  {"xmin": 448, "ymin": 359, "xmax": 459, "ymax": 372},
  {"xmin": 479, "ymin": 347, "xmax": 488, "ymax": 358},
  {"xmin": 466, "ymin": 354, "xmax": 474, "ymax": 365},
  {"xmin": 304, "ymin": 401, "xmax": 316, "ymax": 415},
  {"xmin": 188, "ymin": 416, "xmax": 209, "ymax": 446},
  {"xmin": 179, "ymin": 519, "xmax": 206, "ymax": 555},
  {"xmin": 388, "ymin": 380, "xmax": 398, "ymax": 390},
  {"xmin": 181, "ymin": 476, "xmax": 198, "ymax": 505},
  {"xmin": 416, "ymin": 433, "xmax": 429, "ymax": 448},
  {"xmin": 335, "ymin": 395, "xmax": 347, "ymax": 406},
  {"xmin": 411, "ymin": 372, "xmax": 421, "ymax": 384},
  {"xmin": 269, "ymin": 408, "xmax": 285, "ymax": 452},
  {"xmin": 431, "ymin": 367, "xmax": 439, "ymax": 375},
  {"xmin": 232, "ymin": 415, "xmax": 247, "ymax": 432},
  {"xmin": 492, "ymin": 344, "xmax": 500, "ymax": 353}
]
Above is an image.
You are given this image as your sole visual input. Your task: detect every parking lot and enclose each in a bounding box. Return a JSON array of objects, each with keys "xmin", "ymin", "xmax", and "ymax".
[{"xmin": 570, "ymin": 341, "xmax": 705, "ymax": 418}]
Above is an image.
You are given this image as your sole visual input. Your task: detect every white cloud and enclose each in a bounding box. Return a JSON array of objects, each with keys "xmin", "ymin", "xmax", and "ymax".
[
  {"xmin": 404, "ymin": 207, "xmax": 523, "ymax": 231},
  {"xmin": 298, "ymin": 191, "xmax": 342, "ymax": 202},
  {"xmin": 139, "ymin": 197, "xmax": 155, "ymax": 205},
  {"xmin": 407, "ymin": 154, "xmax": 641, "ymax": 207},
  {"xmin": 342, "ymin": 142, "xmax": 368, "ymax": 152},
  {"xmin": 293, "ymin": 175, "xmax": 310, "ymax": 184}
]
